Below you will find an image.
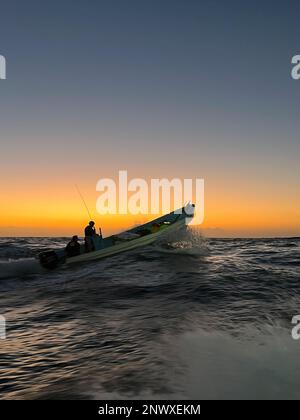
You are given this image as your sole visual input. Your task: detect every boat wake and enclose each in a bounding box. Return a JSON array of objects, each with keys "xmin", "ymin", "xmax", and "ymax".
[{"xmin": 0, "ymin": 258, "xmax": 45, "ymax": 280}]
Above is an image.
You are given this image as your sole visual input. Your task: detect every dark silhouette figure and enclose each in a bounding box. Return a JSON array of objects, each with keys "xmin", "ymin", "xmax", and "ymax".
[
  {"xmin": 85, "ymin": 221, "xmax": 96, "ymax": 252},
  {"xmin": 65, "ymin": 235, "xmax": 81, "ymax": 258}
]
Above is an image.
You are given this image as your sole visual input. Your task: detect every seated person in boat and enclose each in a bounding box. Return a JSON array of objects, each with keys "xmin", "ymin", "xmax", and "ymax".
[
  {"xmin": 65, "ymin": 235, "xmax": 81, "ymax": 257},
  {"xmin": 85, "ymin": 221, "xmax": 97, "ymax": 252}
]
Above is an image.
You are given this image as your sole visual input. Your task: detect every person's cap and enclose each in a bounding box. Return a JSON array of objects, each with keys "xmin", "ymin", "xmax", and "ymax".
[{"xmin": 89, "ymin": 221, "xmax": 95, "ymax": 226}]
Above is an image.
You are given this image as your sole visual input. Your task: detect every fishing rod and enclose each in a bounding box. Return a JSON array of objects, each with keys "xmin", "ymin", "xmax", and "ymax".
[{"xmin": 75, "ymin": 184, "xmax": 103, "ymax": 238}]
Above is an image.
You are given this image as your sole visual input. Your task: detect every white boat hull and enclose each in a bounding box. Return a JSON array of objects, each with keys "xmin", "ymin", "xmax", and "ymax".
[{"xmin": 66, "ymin": 217, "xmax": 186, "ymax": 265}]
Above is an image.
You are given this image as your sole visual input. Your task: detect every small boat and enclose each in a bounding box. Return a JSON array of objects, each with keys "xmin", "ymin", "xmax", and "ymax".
[{"xmin": 38, "ymin": 203, "xmax": 195, "ymax": 270}]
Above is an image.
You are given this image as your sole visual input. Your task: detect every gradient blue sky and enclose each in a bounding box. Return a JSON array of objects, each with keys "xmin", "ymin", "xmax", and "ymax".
[{"xmin": 0, "ymin": 0, "xmax": 299, "ymax": 236}]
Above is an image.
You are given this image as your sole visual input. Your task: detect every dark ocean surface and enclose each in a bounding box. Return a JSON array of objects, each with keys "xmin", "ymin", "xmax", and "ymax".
[{"xmin": 0, "ymin": 231, "xmax": 299, "ymax": 400}]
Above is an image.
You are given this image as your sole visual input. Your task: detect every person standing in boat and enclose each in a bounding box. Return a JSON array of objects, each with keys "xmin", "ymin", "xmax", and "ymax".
[{"xmin": 85, "ymin": 221, "xmax": 97, "ymax": 252}]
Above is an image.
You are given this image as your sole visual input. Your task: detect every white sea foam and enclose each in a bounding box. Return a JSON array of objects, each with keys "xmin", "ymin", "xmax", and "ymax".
[
  {"xmin": 0, "ymin": 258, "xmax": 45, "ymax": 279},
  {"xmin": 156, "ymin": 226, "xmax": 210, "ymax": 256}
]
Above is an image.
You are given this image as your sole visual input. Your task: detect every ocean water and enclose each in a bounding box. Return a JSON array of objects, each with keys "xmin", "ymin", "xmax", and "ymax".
[{"xmin": 0, "ymin": 230, "xmax": 299, "ymax": 400}]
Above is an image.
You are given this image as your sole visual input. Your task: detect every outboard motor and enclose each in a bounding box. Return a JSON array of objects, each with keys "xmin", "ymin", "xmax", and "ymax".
[{"xmin": 39, "ymin": 251, "xmax": 61, "ymax": 270}]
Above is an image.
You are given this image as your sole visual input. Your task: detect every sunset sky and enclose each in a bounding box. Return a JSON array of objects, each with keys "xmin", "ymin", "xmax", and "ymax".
[{"xmin": 0, "ymin": 0, "xmax": 299, "ymax": 237}]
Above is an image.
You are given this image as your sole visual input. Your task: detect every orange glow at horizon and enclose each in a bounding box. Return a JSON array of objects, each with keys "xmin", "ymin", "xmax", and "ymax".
[{"xmin": 0, "ymin": 177, "xmax": 299, "ymax": 237}]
